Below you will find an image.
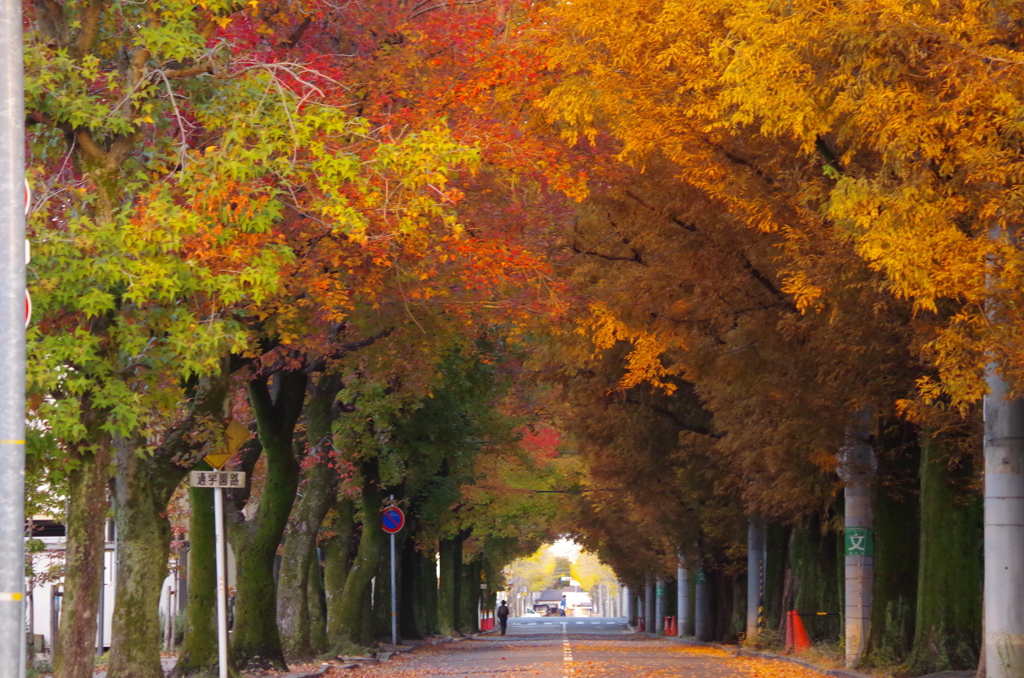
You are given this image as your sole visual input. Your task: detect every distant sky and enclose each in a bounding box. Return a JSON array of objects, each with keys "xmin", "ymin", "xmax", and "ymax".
[{"xmin": 548, "ymin": 537, "xmax": 581, "ymax": 561}]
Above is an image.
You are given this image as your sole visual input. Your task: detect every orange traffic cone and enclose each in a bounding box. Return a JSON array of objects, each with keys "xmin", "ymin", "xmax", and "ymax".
[{"xmin": 791, "ymin": 612, "xmax": 811, "ymax": 653}]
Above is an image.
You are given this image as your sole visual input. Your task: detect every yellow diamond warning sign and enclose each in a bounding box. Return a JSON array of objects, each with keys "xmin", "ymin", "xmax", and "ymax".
[{"xmin": 204, "ymin": 420, "xmax": 251, "ymax": 469}]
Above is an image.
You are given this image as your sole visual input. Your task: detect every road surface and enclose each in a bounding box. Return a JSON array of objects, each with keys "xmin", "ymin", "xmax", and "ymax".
[{"xmin": 347, "ymin": 619, "xmax": 817, "ymax": 678}]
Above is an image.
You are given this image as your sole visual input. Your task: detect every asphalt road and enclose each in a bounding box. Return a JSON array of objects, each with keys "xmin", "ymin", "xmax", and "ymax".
[
  {"xmin": 374, "ymin": 621, "xmax": 749, "ymax": 678},
  {"xmin": 503, "ymin": 615, "xmax": 631, "ymax": 635}
]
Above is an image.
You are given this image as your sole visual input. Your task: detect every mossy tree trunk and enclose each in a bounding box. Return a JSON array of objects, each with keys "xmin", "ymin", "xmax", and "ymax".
[
  {"xmin": 228, "ymin": 369, "xmax": 307, "ymax": 671},
  {"xmin": 173, "ymin": 464, "xmax": 218, "ymax": 677},
  {"xmin": 372, "ymin": 523, "xmax": 407, "ymax": 640},
  {"xmin": 322, "ymin": 497, "xmax": 355, "ymax": 641},
  {"xmin": 908, "ymin": 433, "xmax": 982, "ymax": 674},
  {"xmin": 54, "ymin": 437, "xmax": 111, "ymax": 678},
  {"xmin": 277, "ymin": 372, "xmax": 342, "ymax": 662},
  {"xmin": 107, "ymin": 433, "xmax": 188, "ymax": 678},
  {"xmin": 438, "ymin": 535, "xmax": 462, "ymax": 636},
  {"xmin": 459, "ymin": 558, "xmax": 481, "ymax": 635},
  {"xmin": 865, "ymin": 429, "xmax": 919, "ymax": 668},
  {"xmin": 308, "ymin": 551, "xmax": 328, "ymax": 655},
  {"xmin": 107, "ymin": 372, "xmax": 232, "ymax": 678},
  {"xmin": 328, "ymin": 458, "xmax": 384, "ymax": 650},
  {"xmin": 420, "ymin": 546, "xmax": 439, "ymax": 636}
]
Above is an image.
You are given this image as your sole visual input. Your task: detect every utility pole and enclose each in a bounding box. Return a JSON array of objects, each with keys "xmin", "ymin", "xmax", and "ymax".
[
  {"xmin": 839, "ymin": 410, "xmax": 875, "ymax": 669},
  {"xmin": 746, "ymin": 519, "xmax": 766, "ymax": 642},
  {"xmin": 0, "ymin": 0, "xmax": 26, "ymax": 670},
  {"xmin": 984, "ymin": 369, "xmax": 1024, "ymax": 678}
]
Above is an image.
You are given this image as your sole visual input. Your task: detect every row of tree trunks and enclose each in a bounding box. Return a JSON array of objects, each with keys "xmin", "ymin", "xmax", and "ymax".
[
  {"xmin": 329, "ymin": 458, "xmax": 384, "ymax": 650},
  {"xmin": 278, "ymin": 372, "xmax": 343, "ymax": 662}
]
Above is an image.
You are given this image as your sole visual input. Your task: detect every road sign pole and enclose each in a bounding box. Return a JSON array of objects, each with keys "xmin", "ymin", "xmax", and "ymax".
[
  {"xmin": 0, "ymin": 0, "xmax": 26, "ymax": 668},
  {"xmin": 390, "ymin": 530, "xmax": 397, "ymax": 647},
  {"xmin": 213, "ymin": 487, "xmax": 229, "ymax": 678}
]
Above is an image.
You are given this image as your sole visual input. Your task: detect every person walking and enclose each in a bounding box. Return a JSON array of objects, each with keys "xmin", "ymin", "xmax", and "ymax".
[
  {"xmin": 498, "ymin": 600, "xmax": 510, "ymax": 635},
  {"xmin": 560, "ymin": 594, "xmax": 567, "ymax": 617}
]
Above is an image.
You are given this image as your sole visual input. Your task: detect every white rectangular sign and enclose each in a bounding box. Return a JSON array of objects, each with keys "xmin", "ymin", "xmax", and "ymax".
[{"xmin": 189, "ymin": 471, "xmax": 246, "ymax": 489}]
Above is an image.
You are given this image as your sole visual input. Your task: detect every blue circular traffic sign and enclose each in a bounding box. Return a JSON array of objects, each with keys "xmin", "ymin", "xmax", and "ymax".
[{"xmin": 382, "ymin": 506, "xmax": 405, "ymax": 534}]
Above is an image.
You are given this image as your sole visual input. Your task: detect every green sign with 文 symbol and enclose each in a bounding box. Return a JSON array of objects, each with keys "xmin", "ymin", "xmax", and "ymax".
[{"xmin": 845, "ymin": 527, "xmax": 874, "ymax": 557}]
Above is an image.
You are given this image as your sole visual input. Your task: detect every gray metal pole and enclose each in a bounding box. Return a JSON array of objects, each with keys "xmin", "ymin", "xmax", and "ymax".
[
  {"xmin": 655, "ymin": 578, "xmax": 664, "ymax": 634},
  {"xmin": 677, "ymin": 555, "xmax": 687, "ymax": 637},
  {"xmin": 0, "ymin": 0, "xmax": 26, "ymax": 668},
  {"xmin": 644, "ymin": 575, "xmax": 653, "ymax": 633},
  {"xmin": 746, "ymin": 519, "xmax": 766, "ymax": 641},
  {"xmin": 390, "ymin": 531, "xmax": 397, "ymax": 646},
  {"xmin": 213, "ymin": 488, "xmax": 229, "ymax": 678}
]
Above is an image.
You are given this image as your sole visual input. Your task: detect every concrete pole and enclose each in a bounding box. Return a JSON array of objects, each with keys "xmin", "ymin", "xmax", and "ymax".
[
  {"xmin": 677, "ymin": 555, "xmax": 688, "ymax": 637},
  {"xmin": 655, "ymin": 578, "xmax": 665, "ymax": 634},
  {"xmin": 694, "ymin": 569, "xmax": 709, "ymax": 641},
  {"xmin": 746, "ymin": 519, "xmax": 766, "ymax": 641},
  {"xmin": 839, "ymin": 410, "xmax": 875, "ymax": 669},
  {"xmin": 984, "ymin": 369, "xmax": 1024, "ymax": 678},
  {"xmin": 0, "ymin": 0, "xmax": 26, "ymax": 668},
  {"xmin": 644, "ymin": 575, "xmax": 654, "ymax": 633}
]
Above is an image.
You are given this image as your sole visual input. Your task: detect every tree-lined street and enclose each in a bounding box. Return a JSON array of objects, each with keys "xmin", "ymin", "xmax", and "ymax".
[{"xmin": 1, "ymin": 0, "xmax": 1022, "ymax": 676}]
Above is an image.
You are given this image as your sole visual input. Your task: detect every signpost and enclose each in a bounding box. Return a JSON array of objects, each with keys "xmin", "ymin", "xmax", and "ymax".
[
  {"xmin": 382, "ymin": 504, "xmax": 404, "ymax": 647},
  {"xmin": 189, "ymin": 420, "xmax": 250, "ymax": 678}
]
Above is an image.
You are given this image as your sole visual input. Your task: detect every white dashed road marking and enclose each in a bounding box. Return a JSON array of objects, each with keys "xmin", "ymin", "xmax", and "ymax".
[{"xmin": 562, "ymin": 622, "xmax": 574, "ymax": 676}]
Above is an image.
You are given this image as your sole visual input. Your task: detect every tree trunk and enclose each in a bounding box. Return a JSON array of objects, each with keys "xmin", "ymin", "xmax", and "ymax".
[
  {"xmin": 909, "ymin": 432, "xmax": 982, "ymax": 674},
  {"xmin": 308, "ymin": 551, "xmax": 327, "ymax": 656},
  {"xmin": 983, "ymin": 368, "xmax": 1024, "ymax": 678},
  {"xmin": 105, "ymin": 372, "xmax": 233, "ymax": 678},
  {"xmin": 278, "ymin": 372, "xmax": 341, "ymax": 662},
  {"xmin": 229, "ymin": 370, "xmax": 307, "ymax": 671},
  {"xmin": 107, "ymin": 434, "xmax": 182, "ymax": 678},
  {"xmin": 459, "ymin": 559, "xmax": 480, "ymax": 634},
  {"xmin": 864, "ymin": 425, "xmax": 920, "ymax": 668},
  {"xmin": 322, "ymin": 497, "xmax": 355, "ymax": 640},
  {"xmin": 437, "ymin": 536, "xmax": 462, "ymax": 636},
  {"xmin": 54, "ymin": 441, "xmax": 111, "ymax": 678},
  {"xmin": 328, "ymin": 458, "xmax": 384, "ymax": 651},
  {"xmin": 173, "ymin": 467, "xmax": 218, "ymax": 677}
]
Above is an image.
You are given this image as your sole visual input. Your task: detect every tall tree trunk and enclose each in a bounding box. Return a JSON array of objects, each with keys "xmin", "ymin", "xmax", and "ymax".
[
  {"xmin": 173, "ymin": 467, "xmax": 218, "ymax": 677},
  {"xmin": 459, "ymin": 559, "xmax": 480, "ymax": 634},
  {"xmin": 278, "ymin": 372, "xmax": 341, "ymax": 662},
  {"xmin": 106, "ymin": 372, "xmax": 232, "ymax": 678},
  {"xmin": 983, "ymin": 368, "xmax": 1024, "ymax": 678},
  {"xmin": 322, "ymin": 497, "xmax": 355, "ymax": 641},
  {"xmin": 54, "ymin": 440, "xmax": 111, "ymax": 678},
  {"xmin": 107, "ymin": 434, "xmax": 182, "ymax": 678},
  {"xmin": 864, "ymin": 423, "xmax": 920, "ymax": 668},
  {"xmin": 401, "ymin": 540, "xmax": 432, "ymax": 639},
  {"xmin": 909, "ymin": 432, "xmax": 982, "ymax": 674},
  {"xmin": 229, "ymin": 370, "xmax": 307, "ymax": 671},
  {"xmin": 308, "ymin": 550, "xmax": 328, "ymax": 656},
  {"xmin": 329, "ymin": 458, "xmax": 384, "ymax": 650},
  {"xmin": 437, "ymin": 536, "xmax": 462, "ymax": 636}
]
